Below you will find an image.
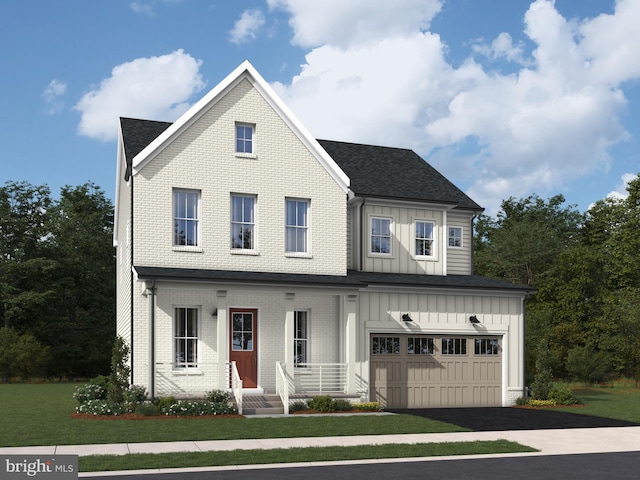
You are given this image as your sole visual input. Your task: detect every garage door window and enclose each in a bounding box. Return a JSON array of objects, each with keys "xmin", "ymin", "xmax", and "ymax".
[
  {"xmin": 475, "ymin": 338, "xmax": 499, "ymax": 355},
  {"xmin": 442, "ymin": 337, "xmax": 467, "ymax": 355},
  {"xmin": 408, "ymin": 337, "xmax": 434, "ymax": 355},
  {"xmin": 372, "ymin": 336, "xmax": 400, "ymax": 354}
]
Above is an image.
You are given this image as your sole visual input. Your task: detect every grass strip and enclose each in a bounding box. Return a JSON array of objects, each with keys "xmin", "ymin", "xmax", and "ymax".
[{"xmin": 80, "ymin": 440, "xmax": 536, "ymax": 472}]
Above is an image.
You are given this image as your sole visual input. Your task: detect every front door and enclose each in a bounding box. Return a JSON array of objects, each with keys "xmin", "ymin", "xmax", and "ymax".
[{"xmin": 229, "ymin": 309, "xmax": 258, "ymax": 388}]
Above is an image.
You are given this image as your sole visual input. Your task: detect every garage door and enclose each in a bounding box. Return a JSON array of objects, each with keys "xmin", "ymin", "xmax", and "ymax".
[{"xmin": 370, "ymin": 334, "xmax": 502, "ymax": 408}]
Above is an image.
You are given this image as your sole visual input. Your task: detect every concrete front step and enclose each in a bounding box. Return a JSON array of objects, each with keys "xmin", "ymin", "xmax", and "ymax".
[{"xmin": 241, "ymin": 394, "xmax": 284, "ymax": 415}]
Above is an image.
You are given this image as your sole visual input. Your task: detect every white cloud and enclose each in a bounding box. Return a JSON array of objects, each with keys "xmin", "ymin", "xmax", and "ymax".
[
  {"xmin": 42, "ymin": 79, "xmax": 67, "ymax": 115},
  {"xmin": 229, "ymin": 9, "xmax": 266, "ymax": 44},
  {"xmin": 130, "ymin": 0, "xmax": 183, "ymax": 16},
  {"xmin": 267, "ymin": 0, "xmax": 442, "ymax": 48},
  {"xmin": 271, "ymin": 0, "xmax": 640, "ymax": 213},
  {"xmin": 606, "ymin": 173, "xmax": 638, "ymax": 200},
  {"xmin": 75, "ymin": 49, "xmax": 205, "ymax": 142}
]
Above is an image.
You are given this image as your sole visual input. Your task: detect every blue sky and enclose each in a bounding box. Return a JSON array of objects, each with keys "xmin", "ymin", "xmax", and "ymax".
[{"xmin": 1, "ymin": 0, "xmax": 638, "ymax": 215}]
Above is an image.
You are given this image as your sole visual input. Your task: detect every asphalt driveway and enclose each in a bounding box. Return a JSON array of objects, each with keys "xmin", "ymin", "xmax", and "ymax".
[{"xmin": 386, "ymin": 407, "xmax": 640, "ymax": 431}]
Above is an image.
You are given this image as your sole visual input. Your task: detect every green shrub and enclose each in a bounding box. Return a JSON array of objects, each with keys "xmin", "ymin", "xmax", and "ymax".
[
  {"xmin": 76, "ymin": 399, "xmax": 124, "ymax": 416},
  {"xmin": 566, "ymin": 346, "xmax": 613, "ymax": 384},
  {"xmin": 549, "ymin": 383, "xmax": 578, "ymax": 405},
  {"xmin": 289, "ymin": 400, "xmax": 309, "ymax": 413},
  {"xmin": 333, "ymin": 399, "xmax": 353, "ymax": 411},
  {"xmin": 352, "ymin": 402, "xmax": 382, "ymax": 412},
  {"xmin": 73, "ymin": 384, "xmax": 106, "ymax": 404},
  {"xmin": 123, "ymin": 385, "xmax": 147, "ymax": 412},
  {"xmin": 89, "ymin": 375, "xmax": 110, "ymax": 391},
  {"xmin": 134, "ymin": 402, "xmax": 159, "ymax": 416},
  {"xmin": 163, "ymin": 400, "xmax": 237, "ymax": 416},
  {"xmin": 155, "ymin": 396, "xmax": 177, "ymax": 412},
  {"xmin": 205, "ymin": 390, "xmax": 231, "ymax": 403},
  {"xmin": 515, "ymin": 396, "xmax": 528, "ymax": 406},
  {"xmin": 307, "ymin": 395, "xmax": 335, "ymax": 412}
]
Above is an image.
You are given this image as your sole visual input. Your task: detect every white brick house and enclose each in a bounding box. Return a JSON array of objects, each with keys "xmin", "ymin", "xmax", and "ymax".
[{"xmin": 114, "ymin": 61, "xmax": 533, "ymax": 412}]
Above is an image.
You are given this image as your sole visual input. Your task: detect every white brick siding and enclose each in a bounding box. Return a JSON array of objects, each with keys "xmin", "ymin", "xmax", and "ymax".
[{"xmin": 133, "ymin": 79, "xmax": 346, "ymax": 276}]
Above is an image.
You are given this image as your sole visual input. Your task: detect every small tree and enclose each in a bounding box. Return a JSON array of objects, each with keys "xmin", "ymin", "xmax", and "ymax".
[
  {"xmin": 107, "ymin": 336, "xmax": 130, "ymax": 403},
  {"xmin": 566, "ymin": 345, "xmax": 612, "ymax": 385},
  {"xmin": 0, "ymin": 327, "xmax": 49, "ymax": 382},
  {"xmin": 530, "ymin": 339, "xmax": 553, "ymax": 400}
]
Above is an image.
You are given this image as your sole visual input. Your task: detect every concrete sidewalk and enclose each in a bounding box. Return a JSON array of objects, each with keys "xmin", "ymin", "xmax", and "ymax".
[{"xmin": 2, "ymin": 426, "xmax": 640, "ymax": 458}]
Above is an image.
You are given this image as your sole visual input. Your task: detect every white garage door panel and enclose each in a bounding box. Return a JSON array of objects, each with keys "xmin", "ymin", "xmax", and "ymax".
[{"xmin": 371, "ymin": 334, "xmax": 502, "ymax": 408}]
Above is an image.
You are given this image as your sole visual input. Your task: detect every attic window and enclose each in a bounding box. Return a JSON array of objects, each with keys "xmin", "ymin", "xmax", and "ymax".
[{"xmin": 235, "ymin": 123, "xmax": 255, "ymax": 155}]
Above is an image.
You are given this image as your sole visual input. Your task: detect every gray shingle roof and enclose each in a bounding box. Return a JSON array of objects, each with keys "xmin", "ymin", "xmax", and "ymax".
[
  {"xmin": 318, "ymin": 139, "xmax": 482, "ymax": 210},
  {"xmin": 134, "ymin": 266, "xmax": 534, "ymax": 293},
  {"xmin": 120, "ymin": 118, "xmax": 482, "ymax": 210}
]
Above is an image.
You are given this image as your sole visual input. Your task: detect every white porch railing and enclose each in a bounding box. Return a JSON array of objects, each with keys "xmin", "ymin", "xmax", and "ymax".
[
  {"xmin": 230, "ymin": 361, "xmax": 243, "ymax": 415},
  {"xmin": 275, "ymin": 361, "xmax": 291, "ymax": 415},
  {"xmin": 293, "ymin": 363, "xmax": 348, "ymax": 394}
]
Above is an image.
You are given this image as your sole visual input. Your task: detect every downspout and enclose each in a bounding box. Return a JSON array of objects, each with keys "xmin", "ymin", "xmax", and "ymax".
[
  {"xmin": 129, "ymin": 175, "xmax": 135, "ymax": 386},
  {"xmin": 149, "ymin": 278, "xmax": 156, "ymax": 401},
  {"xmin": 359, "ymin": 197, "xmax": 366, "ymax": 271}
]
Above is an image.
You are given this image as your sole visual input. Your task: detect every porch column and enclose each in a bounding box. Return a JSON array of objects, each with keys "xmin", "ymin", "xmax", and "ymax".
[
  {"xmin": 345, "ymin": 294, "xmax": 358, "ymax": 396},
  {"xmin": 216, "ymin": 290, "xmax": 228, "ymax": 390},
  {"xmin": 284, "ymin": 293, "xmax": 295, "ymax": 372}
]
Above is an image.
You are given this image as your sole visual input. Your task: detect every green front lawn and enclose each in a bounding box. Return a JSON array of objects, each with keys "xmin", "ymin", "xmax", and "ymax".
[
  {"xmin": 553, "ymin": 382, "xmax": 640, "ymax": 423},
  {"xmin": 0, "ymin": 383, "xmax": 465, "ymax": 447},
  {"xmin": 81, "ymin": 440, "xmax": 536, "ymax": 472}
]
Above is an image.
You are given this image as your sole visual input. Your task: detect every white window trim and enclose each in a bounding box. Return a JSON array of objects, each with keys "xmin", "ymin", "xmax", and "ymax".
[
  {"xmin": 414, "ymin": 218, "xmax": 437, "ymax": 260},
  {"xmin": 230, "ymin": 193, "xmax": 258, "ymax": 254},
  {"xmin": 173, "ymin": 188, "xmax": 201, "ymax": 249},
  {"xmin": 172, "ymin": 305, "xmax": 202, "ymax": 371},
  {"xmin": 369, "ymin": 215, "xmax": 393, "ymax": 257},
  {"xmin": 235, "ymin": 122, "xmax": 257, "ymax": 158},
  {"xmin": 448, "ymin": 226, "xmax": 463, "ymax": 249},
  {"xmin": 285, "ymin": 198, "xmax": 311, "ymax": 255}
]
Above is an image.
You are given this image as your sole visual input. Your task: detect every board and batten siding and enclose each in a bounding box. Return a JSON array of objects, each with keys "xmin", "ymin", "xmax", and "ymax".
[
  {"xmin": 361, "ymin": 204, "xmax": 444, "ymax": 275},
  {"xmin": 446, "ymin": 212, "xmax": 474, "ymax": 275}
]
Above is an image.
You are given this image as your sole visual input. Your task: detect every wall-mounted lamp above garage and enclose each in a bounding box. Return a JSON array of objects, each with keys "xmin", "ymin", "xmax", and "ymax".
[
  {"xmin": 211, "ymin": 307, "xmax": 218, "ymax": 318},
  {"xmin": 402, "ymin": 314, "xmax": 413, "ymax": 322},
  {"xmin": 469, "ymin": 315, "xmax": 480, "ymax": 324}
]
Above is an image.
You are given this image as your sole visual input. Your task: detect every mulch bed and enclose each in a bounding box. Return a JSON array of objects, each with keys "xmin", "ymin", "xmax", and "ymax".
[{"xmin": 70, "ymin": 413, "xmax": 244, "ymax": 420}]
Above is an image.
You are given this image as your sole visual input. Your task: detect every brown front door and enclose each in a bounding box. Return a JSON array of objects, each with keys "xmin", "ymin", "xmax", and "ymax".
[{"xmin": 229, "ymin": 309, "xmax": 258, "ymax": 388}]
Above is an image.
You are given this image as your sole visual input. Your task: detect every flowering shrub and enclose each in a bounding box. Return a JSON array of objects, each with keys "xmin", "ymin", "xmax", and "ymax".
[
  {"xmin": 528, "ymin": 399, "xmax": 557, "ymax": 407},
  {"xmin": 352, "ymin": 402, "xmax": 381, "ymax": 412},
  {"xmin": 76, "ymin": 399, "xmax": 124, "ymax": 416},
  {"xmin": 123, "ymin": 385, "xmax": 148, "ymax": 412},
  {"xmin": 73, "ymin": 384, "xmax": 106, "ymax": 404},
  {"xmin": 162, "ymin": 400, "xmax": 238, "ymax": 416}
]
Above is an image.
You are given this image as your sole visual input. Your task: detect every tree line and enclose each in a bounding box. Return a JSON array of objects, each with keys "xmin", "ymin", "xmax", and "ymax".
[
  {"xmin": 1, "ymin": 181, "xmax": 114, "ymax": 380},
  {"xmin": 474, "ymin": 175, "xmax": 640, "ymax": 385},
  {"xmin": 1, "ymin": 176, "xmax": 639, "ymax": 384}
]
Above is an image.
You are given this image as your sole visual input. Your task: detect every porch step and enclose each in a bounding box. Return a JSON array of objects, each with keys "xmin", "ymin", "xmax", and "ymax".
[{"xmin": 241, "ymin": 394, "xmax": 284, "ymax": 415}]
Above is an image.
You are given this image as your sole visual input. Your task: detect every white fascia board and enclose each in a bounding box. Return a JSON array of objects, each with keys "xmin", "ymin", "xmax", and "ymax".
[
  {"xmin": 246, "ymin": 64, "xmax": 350, "ymax": 193},
  {"xmin": 130, "ymin": 60, "xmax": 350, "ymax": 193}
]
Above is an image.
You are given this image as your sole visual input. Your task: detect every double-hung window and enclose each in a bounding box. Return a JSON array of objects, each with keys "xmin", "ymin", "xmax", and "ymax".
[
  {"xmin": 173, "ymin": 189, "xmax": 200, "ymax": 247},
  {"xmin": 448, "ymin": 226, "xmax": 463, "ymax": 248},
  {"xmin": 235, "ymin": 123, "xmax": 255, "ymax": 155},
  {"xmin": 294, "ymin": 311, "xmax": 309, "ymax": 367},
  {"xmin": 370, "ymin": 217, "xmax": 391, "ymax": 255},
  {"xmin": 231, "ymin": 194, "xmax": 255, "ymax": 250},
  {"xmin": 174, "ymin": 307, "xmax": 199, "ymax": 368},
  {"xmin": 415, "ymin": 220, "xmax": 435, "ymax": 257},
  {"xmin": 286, "ymin": 199, "xmax": 309, "ymax": 253}
]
